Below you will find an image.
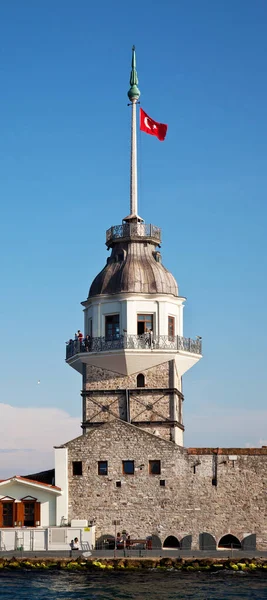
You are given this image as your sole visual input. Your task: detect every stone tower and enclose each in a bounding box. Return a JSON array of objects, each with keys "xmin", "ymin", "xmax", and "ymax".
[{"xmin": 66, "ymin": 47, "xmax": 202, "ymax": 446}]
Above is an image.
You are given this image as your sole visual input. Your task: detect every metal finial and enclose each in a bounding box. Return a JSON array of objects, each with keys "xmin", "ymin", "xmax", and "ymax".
[{"xmin": 128, "ymin": 45, "xmax": 140, "ymax": 101}]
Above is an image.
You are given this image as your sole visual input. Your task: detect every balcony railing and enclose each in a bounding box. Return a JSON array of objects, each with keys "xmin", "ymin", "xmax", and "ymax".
[
  {"xmin": 106, "ymin": 223, "xmax": 161, "ymax": 246},
  {"xmin": 66, "ymin": 334, "xmax": 202, "ymax": 359}
]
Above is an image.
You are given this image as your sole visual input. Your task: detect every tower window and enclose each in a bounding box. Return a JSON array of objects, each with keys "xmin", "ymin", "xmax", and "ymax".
[
  {"xmin": 98, "ymin": 461, "xmax": 108, "ymax": 476},
  {"xmin": 116, "ymin": 481, "xmax": 122, "ymax": 488},
  {"xmin": 137, "ymin": 314, "xmax": 153, "ymax": 335},
  {"xmin": 72, "ymin": 461, "xmax": 83, "ymax": 476},
  {"xmin": 105, "ymin": 314, "xmax": 120, "ymax": 339},
  {"xmin": 168, "ymin": 316, "xmax": 175, "ymax": 340},
  {"xmin": 137, "ymin": 373, "xmax": 145, "ymax": 387},
  {"xmin": 149, "ymin": 460, "xmax": 161, "ymax": 475},
  {"xmin": 160, "ymin": 479, "xmax": 166, "ymax": 487},
  {"xmin": 122, "ymin": 460, "xmax": 134, "ymax": 475}
]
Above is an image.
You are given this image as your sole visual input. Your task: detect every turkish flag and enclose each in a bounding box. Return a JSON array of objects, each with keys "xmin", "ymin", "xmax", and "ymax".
[{"xmin": 140, "ymin": 108, "xmax": 168, "ymax": 141}]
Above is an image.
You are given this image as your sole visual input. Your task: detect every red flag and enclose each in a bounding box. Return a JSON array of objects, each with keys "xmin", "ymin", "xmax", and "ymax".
[{"xmin": 140, "ymin": 108, "xmax": 167, "ymax": 141}]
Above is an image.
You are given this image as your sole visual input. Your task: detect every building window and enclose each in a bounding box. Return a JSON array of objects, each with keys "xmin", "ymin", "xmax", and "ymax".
[
  {"xmin": 122, "ymin": 460, "xmax": 134, "ymax": 475},
  {"xmin": 98, "ymin": 461, "xmax": 108, "ymax": 476},
  {"xmin": 137, "ymin": 314, "xmax": 153, "ymax": 335},
  {"xmin": 0, "ymin": 497, "xmax": 41, "ymax": 528},
  {"xmin": 72, "ymin": 461, "xmax": 83, "ymax": 476},
  {"xmin": 153, "ymin": 251, "xmax": 162, "ymax": 264},
  {"xmin": 20, "ymin": 497, "xmax": 40, "ymax": 527},
  {"xmin": 137, "ymin": 373, "xmax": 145, "ymax": 387},
  {"xmin": 117, "ymin": 251, "xmax": 125, "ymax": 262},
  {"xmin": 168, "ymin": 316, "xmax": 175, "ymax": 340},
  {"xmin": 116, "ymin": 481, "xmax": 122, "ymax": 488},
  {"xmin": 1, "ymin": 501, "xmax": 14, "ymax": 527},
  {"xmin": 149, "ymin": 460, "xmax": 161, "ymax": 475},
  {"xmin": 105, "ymin": 314, "xmax": 120, "ymax": 339},
  {"xmin": 23, "ymin": 501, "xmax": 35, "ymax": 527},
  {"xmin": 160, "ymin": 479, "xmax": 166, "ymax": 487}
]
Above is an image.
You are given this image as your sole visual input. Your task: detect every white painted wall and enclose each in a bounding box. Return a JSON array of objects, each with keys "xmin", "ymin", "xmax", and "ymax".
[
  {"xmin": 0, "ymin": 526, "xmax": 96, "ymax": 552},
  {"xmin": 55, "ymin": 447, "xmax": 68, "ymax": 526},
  {"xmin": 84, "ymin": 293, "xmax": 185, "ymax": 338},
  {"xmin": 0, "ymin": 482, "xmax": 57, "ymax": 526}
]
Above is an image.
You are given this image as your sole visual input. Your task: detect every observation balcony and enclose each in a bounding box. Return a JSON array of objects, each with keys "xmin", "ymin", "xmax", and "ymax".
[
  {"xmin": 66, "ymin": 334, "xmax": 202, "ymax": 360},
  {"xmin": 66, "ymin": 333, "xmax": 202, "ymax": 376},
  {"xmin": 106, "ymin": 223, "xmax": 161, "ymax": 247}
]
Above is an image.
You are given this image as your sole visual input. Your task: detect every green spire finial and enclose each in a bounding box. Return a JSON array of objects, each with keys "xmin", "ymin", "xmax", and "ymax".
[{"xmin": 128, "ymin": 45, "xmax": 140, "ymax": 102}]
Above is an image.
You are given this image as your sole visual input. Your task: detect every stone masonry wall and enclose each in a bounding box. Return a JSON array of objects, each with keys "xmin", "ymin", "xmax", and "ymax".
[
  {"xmin": 64, "ymin": 420, "xmax": 267, "ymax": 550},
  {"xmin": 84, "ymin": 361, "xmax": 182, "ymax": 441},
  {"xmin": 85, "ymin": 362, "xmax": 172, "ymax": 389}
]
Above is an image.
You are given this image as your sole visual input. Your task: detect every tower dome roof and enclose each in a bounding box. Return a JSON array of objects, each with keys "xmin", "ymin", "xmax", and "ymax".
[
  {"xmin": 88, "ymin": 47, "xmax": 178, "ymax": 300},
  {"xmin": 89, "ymin": 241, "xmax": 178, "ymax": 298}
]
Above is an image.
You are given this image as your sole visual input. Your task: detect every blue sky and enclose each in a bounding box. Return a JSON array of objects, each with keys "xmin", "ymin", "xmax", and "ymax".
[{"xmin": 1, "ymin": 0, "xmax": 267, "ymax": 476}]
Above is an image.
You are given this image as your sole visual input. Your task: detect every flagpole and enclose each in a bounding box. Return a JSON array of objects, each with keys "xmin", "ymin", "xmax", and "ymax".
[
  {"xmin": 126, "ymin": 46, "xmax": 141, "ymax": 221},
  {"xmin": 130, "ymin": 98, "xmax": 138, "ymax": 217}
]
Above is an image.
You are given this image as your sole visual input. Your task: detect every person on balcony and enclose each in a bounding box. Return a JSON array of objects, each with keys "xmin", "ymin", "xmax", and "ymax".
[
  {"xmin": 77, "ymin": 330, "xmax": 83, "ymax": 351},
  {"xmin": 84, "ymin": 335, "xmax": 91, "ymax": 352},
  {"xmin": 144, "ymin": 328, "xmax": 152, "ymax": 348}
]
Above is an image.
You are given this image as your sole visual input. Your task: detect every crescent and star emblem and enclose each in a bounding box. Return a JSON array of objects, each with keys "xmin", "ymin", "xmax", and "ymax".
[{"xmin": 144, "ymin": 116, "xmax": 157, "ymax": 131}]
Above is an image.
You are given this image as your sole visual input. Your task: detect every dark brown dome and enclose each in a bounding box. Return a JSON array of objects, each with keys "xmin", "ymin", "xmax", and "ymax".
[{"xmin": 89, "ymin": 241, "xmax": 178, "ymax": 298}]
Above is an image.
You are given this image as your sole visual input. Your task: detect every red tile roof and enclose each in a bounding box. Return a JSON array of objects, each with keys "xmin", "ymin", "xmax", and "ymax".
[{"xmin": 0, "ymin": 476, "xmax": 61, "ymax": 490}]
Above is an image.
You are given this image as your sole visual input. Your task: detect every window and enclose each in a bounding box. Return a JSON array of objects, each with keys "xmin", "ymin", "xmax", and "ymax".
[
  {"xmin": 2, "ymin": 501, "xmax": 14, "ymax": 527},
  {"xmin": 149, "ymin": 460, "xmax": 161, "ymax": 475},
  {"xmin": 20, "ymin": 497, "xmax": 40, "ymax": 527},
  {"xmin": 168, "ymin": 316, "xmax": 175, "ymax": 340},
  {"xmin": 0, "ymin": 497, "xmax": 40, "ymax": 528},
  {"xmin": 23, "ymin": 501, "xmax": 35, "ymax": 527},
  {"xmin": 160, "ymin": 479, "xmax": 166, "ymax": 487},
  {"xmin": 98, "ymin": 461, "xmax": 108, "ymax": 476},
  {"xmin": 116, "ymin": 481, "xmax": 122, "ymax": 488},
  {"xmin": 153, "ymin": 251, "xmax": 162, "ymax": 264},
  {"xmin": 105, "ymin": 314, "xmax": 120, "ymax": 339},
  {"xmin": 137, "ymin": 314, "xmax": 153, "ymax": 335},
  {"xmin": 122, "ymin": 460, "xmax": 134, "ymax": 475},
  {"xmin": 137, "ymin": 373, "xmax": 145, "ymax": 388},
  {"xmin": 72, "ymin": 461, "xmax": 83, "ymax": 476}
]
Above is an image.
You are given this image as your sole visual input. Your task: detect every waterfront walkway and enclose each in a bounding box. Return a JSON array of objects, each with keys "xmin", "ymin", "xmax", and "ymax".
[{"xmin": 1, "ymin": 549, "xmax": 267, "ymax": 559}]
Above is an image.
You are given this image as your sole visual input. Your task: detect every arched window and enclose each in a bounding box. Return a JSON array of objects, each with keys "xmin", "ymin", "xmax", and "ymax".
[
  {"xmin": 163, "ymin": 535, "xmax": 180, "ymax": 549},
  {"xmin": 218, "ymin": 534, "xmax": 241, "ymax": 549},
  {"xmin": 137, "ymin": 373, "xmax": 145, "ymax": 387}
]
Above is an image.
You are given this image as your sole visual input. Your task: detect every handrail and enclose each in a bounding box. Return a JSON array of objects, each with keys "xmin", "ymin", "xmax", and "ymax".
[
  {"xmin": 66, "ymin": 334, "xmax": 202, "ymax": 359},
  {"xmin": 106, "ymin": 223, "xmax": 161, "ymax": 245}
]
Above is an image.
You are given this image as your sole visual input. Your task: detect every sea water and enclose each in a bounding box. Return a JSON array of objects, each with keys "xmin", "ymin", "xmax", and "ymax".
[{"xmin": 0, "ymin": 571, "xmax": 267, "ymax": 600}]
